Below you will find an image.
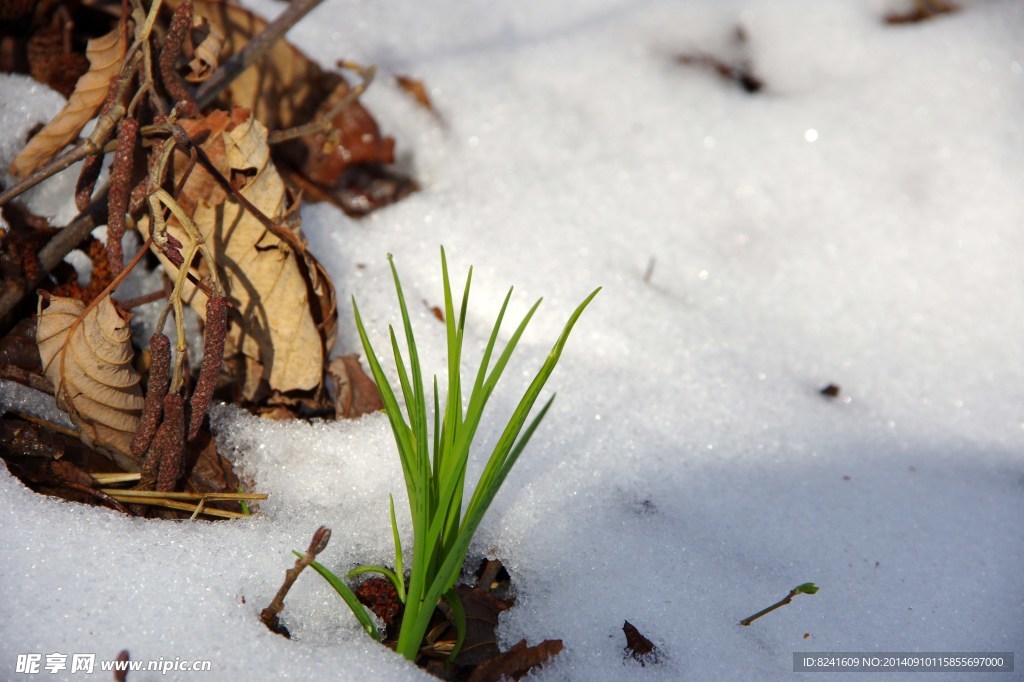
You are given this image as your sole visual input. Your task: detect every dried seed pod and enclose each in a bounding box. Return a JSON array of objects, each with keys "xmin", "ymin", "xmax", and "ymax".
[
  {"xmin": 160, "ymin": 0, "xmax": 197, "ymax": 116},
  {"xmin": 154, "ymin": 393, "xmax": 186, "ymax": 492},
  {"xmin": 106, "ymin": 117, "xmax": 138, "ymax": 277},
  {"xmin": 130, "ymin": 333, "xmax": 171, "ymax": 459},
  {"xmin": 187, "ymin": 294, "xmax": 227, "ymax": 440}
]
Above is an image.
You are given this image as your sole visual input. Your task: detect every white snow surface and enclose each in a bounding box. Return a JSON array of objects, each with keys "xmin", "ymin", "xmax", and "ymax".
[{"xmin": 2, "ymin": 0, "xmax": 1023, "ymax": 679}]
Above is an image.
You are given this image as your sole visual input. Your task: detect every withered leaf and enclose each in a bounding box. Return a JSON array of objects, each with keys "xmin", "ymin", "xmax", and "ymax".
[
  {"xmin": 327, "ymin": 354, "xmax": 384, "ymax": 419},
  {"xmin": 450, "ymin": 584, "xmax": 513, "ymax": 667},
  {"xmin": 623, "ymin": 620, "xmax": 658, "ymax": 666},
  {"xmin": 466, "ymin": 639, "xmax": 564, "ymax": 682},
  {"xmin": 10, "ymin": 26, "xmax": 126, "ymax": 178},
  {"xmin": 185, "ymin": 16, "xmax": 224, "ymax": 83},
  {"xmin": 184, "ymin": 430, "xmax": 241, "ymax": 497},
  {"xmin": 139, "ymin": 108, "xmax": 334, "ymax": 400},
  {"xmin": 36, "ymin": 293, "xmax": 144, "ymax": 470}
]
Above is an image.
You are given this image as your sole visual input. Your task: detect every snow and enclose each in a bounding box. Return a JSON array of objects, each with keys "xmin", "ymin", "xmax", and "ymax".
[{"xmin": 2, "ymin": 0, "xmax": 1023, "ymax": 679}]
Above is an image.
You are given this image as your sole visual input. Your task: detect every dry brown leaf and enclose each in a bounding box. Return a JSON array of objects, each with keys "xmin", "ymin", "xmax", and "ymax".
[
  {"xmin": 36, "ymin": 293, "xmax": 144, "ymax": 470},
  {"xmin": 466, "ymin": 639, "xmax": 564, "ymax": 682},
  {"xmin": 10, "ymin": 26, "xmax": 126, "ymax": 179},
  {"xmin": 327, "ymin": 354, "xmax": 384, "ymax": 418},
  {"xmin": 139, "ymin": 108, "xmax": 333, "ymax": 400},
  {"xmin": 186, "ymin": 16, "xmax": 224, "ymax": 83}
]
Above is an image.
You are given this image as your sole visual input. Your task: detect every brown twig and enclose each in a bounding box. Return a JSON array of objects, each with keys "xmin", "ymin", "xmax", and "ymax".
[
  {"xmin": 60, "ymin": 480, "xmax": 134, "ymax": 515},
  {"xmin": 0, "ymin": 207, "xmax": 98, "ymax": 334},
  {"xmin": 260, "ymin": 526, "xmax": 332, "ymax": 636},
  {"xmin": 118, "ymin": 285, "xmax": 171, "ymax": 310},
  {"xmin": 739, "ymin": 583, "xmax": 819, "ymax": 626},
  {"xmin": 195, "ymin": 0, "xmax": 326, "ymax": 109}
]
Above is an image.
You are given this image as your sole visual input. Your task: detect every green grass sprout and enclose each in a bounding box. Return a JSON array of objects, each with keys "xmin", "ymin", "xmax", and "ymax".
[
  {"xmin": 312, "ymin": 247, "xmax": 598, "ymax": 660},
  {"xmin": 739, "ymin": 582, "xmax": 820, "ymax": 626}
]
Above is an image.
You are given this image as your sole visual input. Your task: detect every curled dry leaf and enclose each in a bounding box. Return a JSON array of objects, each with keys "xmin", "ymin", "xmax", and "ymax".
[
  {"xmin": 139, "ymin": 108, "xmax": 335, "ymax": 401},
  {"xmin": 185, "ymin": 16, "xmax": 224, "ymax": 83},
  {"xmin": 36, "ymin": 293, "xmax": 144, "ymax": 471},
  {"xmin": 10, "ymin": 26, "xmax": 126, "ymax": 179}
]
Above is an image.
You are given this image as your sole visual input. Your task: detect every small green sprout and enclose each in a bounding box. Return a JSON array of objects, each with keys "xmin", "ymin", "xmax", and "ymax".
[
  {"xmin": 740, "ymin": 582, "xmax": 820, "ymax": 626},
  {"xmin": 305, "ymin": 248, "xmax": 598, "ymax": 660}
]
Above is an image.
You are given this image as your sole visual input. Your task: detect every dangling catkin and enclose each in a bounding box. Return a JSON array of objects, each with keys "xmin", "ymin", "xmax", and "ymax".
[{"xmin": 188, "ymin": 294, "xmax": 228, "ymax": 440}]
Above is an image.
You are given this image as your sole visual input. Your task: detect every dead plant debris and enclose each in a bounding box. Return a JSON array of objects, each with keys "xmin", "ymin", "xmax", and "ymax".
[
  {"xmin": 623, "ymin": 620, "xmax": 659, "ymax": 666},
  {"xmin": 885, "ymin": 0, "xmax": 959, "ymax": 24},
  {"xmin": 0, "ymin": 0, "xmax": 405, "ymax": 518}
]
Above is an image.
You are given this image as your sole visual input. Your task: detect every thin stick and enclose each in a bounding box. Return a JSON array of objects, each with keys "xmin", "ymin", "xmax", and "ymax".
[
  {"xmin": 0, "ymin": 145, "xmax": 97, "ymax": 207},
  {"xmin": 8, "ymin": 411, "xmax": 79, "ymax": 439},
  {"xmin": 100, "ymin": 489, "xmax": 267, "ymax": 502},
  {"xmin": 60, "ymin": 480, "xmax": 134, "ymax": 515},
  {"xmin": 260, "ymin": 526, "xmax": 332, "ymax": 633},
  {"xmin": 91, "ymin": 472, "xmax": 141, "ymax": 484},
  {"xmin": 267, "ymin": 62, "xmax": 376, "ymax": 145},
  {"xmin": 739, "ymin": 583, "xmax": 819, "ymax": 626},
  {"xmin": 195, "ymin": 0, "xmax": 326, "ymax": 109},
  {"xmin": 101, "ymin": 494, "xmax": 247, "ymax": 519}
]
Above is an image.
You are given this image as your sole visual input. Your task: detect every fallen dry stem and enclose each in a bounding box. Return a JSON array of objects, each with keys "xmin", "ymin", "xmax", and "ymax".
[
  {"xmin": 61, "ymin": 481, "xmax": 134, "ymax": 515},
  {"xmin": 9, "ymin": 411, "xmax": 79, "ymax": 439},
  {"xmin": 101, "ymin": 489, "xmax": 267, "ymax": 502},
  {"xmin": 91, "ymin": 472, "xmax": 141, "ymax": 485},
  {"xmin": 99, "ymin": 493, "xmax": 251, "ymax": 519},
  {"xmin": 260, "ymin": 526, "xmax": 332, "ymax": 633}
]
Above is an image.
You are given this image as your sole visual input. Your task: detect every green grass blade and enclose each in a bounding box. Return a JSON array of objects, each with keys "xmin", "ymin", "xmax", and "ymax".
[
  {"xmin": 293, "ymin": 551, "xmax": 381, "ymax": 641},
  {"xmin": 442, "ymin": 588, "xmax": 466, "ymax": 662},
  {"xmin": 353, "ymin": 298, "xmax": 420, "ymax": 507},
  {"xmin": 387, "ymin": 254, "xmax": 430, "ymax": 476},
  {"xmin": 389, "ymin": 493, "xmax": 406, "ymax": 602},
  {"xmin": 346, "ymin": 564, "xmax": 403, "ymax": 596}
]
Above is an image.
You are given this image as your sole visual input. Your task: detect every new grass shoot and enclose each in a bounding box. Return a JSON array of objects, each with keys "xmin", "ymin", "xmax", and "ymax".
[{"xmin": 304, "ymin": 248, "xmax": 599, "ymax": 660}]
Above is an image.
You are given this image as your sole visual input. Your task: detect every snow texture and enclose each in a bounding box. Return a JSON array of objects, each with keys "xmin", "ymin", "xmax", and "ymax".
[{"xmin": 2, "ymin": 0, "xmax": 1023, "ymax": 679}]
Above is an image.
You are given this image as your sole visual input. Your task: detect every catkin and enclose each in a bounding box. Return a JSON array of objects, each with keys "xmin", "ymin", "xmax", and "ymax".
[
  {"xmin": 187, "ymin": 294, "xmax": 228, "ymax": 440},
  {"xmin": 130, "ymin": 333, "xmax": 171, "ymax": 459},
  {"xmin": 154, "ymin": 394, "xmax": 186, "ymax": 492},
  {"xmin": 74, "ymin": 78, "xmax": 122, "ymax": 213},
  {"xmin": 160, "ymin": 1, "xmax": 198, "ymax": 116},
  {"xmin": 107, "ymin": 117, "xmax": 138, "ymax": 277}
]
